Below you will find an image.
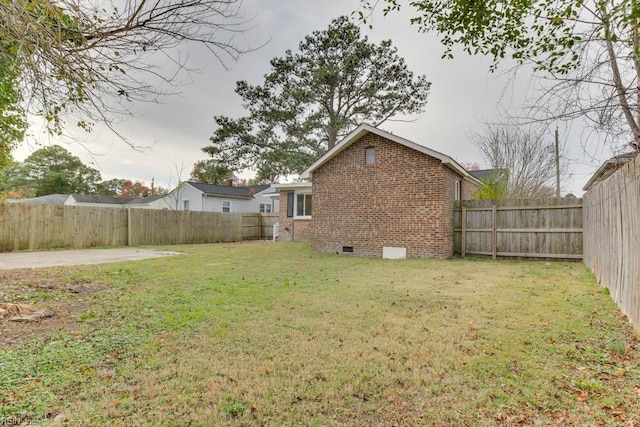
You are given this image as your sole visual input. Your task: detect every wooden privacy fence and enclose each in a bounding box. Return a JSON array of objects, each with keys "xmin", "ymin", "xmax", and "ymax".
[
  {"xmin": 242, "ymin": 213, "xmax": 278, "ymax": 241},
  {"xmin": 454, "ymin": 199, "xmax": 583, "ymax": 259},
  {"xmin": 583, "ymin": 155, "xmax": 640, "ymax": 331},
  {"xmin": 0, "ymin": 204, "xmax": 275, "ymax": 252}
]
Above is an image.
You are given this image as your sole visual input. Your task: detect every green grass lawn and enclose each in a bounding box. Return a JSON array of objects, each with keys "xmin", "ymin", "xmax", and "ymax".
[{"xmin": 1, "ymin": 242, "xmax": 639, "ymax": 426}]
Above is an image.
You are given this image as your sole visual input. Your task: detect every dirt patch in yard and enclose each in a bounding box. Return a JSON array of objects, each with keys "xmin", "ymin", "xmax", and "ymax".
[{"xmin": 0, "ymin": 267, "xmax": 106, "ymax": 347}]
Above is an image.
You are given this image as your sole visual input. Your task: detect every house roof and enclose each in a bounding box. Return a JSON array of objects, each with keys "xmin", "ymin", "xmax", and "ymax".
[
  {"xmin": 186, "ymin": 182, "xmax": 271, "ymax": 199},
  {"xmin": 70, "ymin": 194, "xmax": 167, "ymax": 205},
  {"xmin": 300, "ymin": 124, "xmax": 481, "ymax": 185},
  {"xmin": 71, "ymin": 194, "xmax": 131, "ymax": 204},
  {"xmin": 126, "ymin": 195, "xmax": 167, "ymax": 205},
  {"xmin": 9, "ymin": 194, "xmax": 69, "ymax": 205},
  {"xmin": 469, "ymin": 169, "xmax": 508, "ymax": 182},
  {"xmin": 582, "ymin": 152, "xmax": 638, "ymax": 191}
]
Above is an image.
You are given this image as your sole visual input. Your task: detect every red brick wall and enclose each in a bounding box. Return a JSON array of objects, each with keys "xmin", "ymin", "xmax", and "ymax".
[
  {"xmin": 311, "ymin": 133, "xmax": 469, "ymax": 259},
  {"xmin": 277, "ymin": 191, "xmax": 314, "ymax": 242}
]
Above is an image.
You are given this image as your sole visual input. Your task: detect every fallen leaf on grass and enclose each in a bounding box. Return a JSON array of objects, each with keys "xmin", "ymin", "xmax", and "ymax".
[{"xmin": 0, "ymin": 303, "xmax": 31, "ymax": 318}]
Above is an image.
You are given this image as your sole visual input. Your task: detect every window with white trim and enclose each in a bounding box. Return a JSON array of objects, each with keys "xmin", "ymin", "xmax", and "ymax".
[
  {"xmin": 259, "ymin": 203, "xmax": 272, "ymax": 213},
  {"xmin": 183, "ymin": 200, "xmax": 190, "ymax": 211},
  {"xmin": 454, "ymin": 180, "xmax": 461, "ymax": 201},
  {"xmin": 296, "ymin": 193, "xmax": 312, "ymax": 217},
  {"xmin": 222, "ymin": 200, "xmax": 231, "ymax": 213}
]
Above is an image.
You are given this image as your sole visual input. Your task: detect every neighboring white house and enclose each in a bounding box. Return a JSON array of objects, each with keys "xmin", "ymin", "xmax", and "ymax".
[
  {"xmin": 65, "ymin": 194, "xmax": 168, "ymax": 209},
  {"xmin": 162, "ymin": 181, "xmax": 279, "ymax": 213}
]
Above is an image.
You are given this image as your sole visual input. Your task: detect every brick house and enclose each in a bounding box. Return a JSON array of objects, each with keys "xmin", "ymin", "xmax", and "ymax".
[{"xmin": 275, "ymin": 124, "xmax": 480, "ymax": 259}]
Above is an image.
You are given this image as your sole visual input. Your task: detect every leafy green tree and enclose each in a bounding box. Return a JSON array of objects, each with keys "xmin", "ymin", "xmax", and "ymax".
[
  {"xmin": 359, "ymin": 0, "xmax": 640, "ymax": 150},
  {"xmin": 205, "ymin": 16, "xmax": 431, "ymax": 180},
  {"xmin": 190, "ymin": 159, "xmax": 236, "ymax": 185},
  {"xmin": 0, "ymin": 47, "xmax": 27, "ymax": 175},
  {"xmin": 0, "ymin": 0, "xmax": 252, "ymax": 146},
  {"xmin": 7, "ymin": 145, "xmax": 101, "ymax": 196},
  {"xmin": 95, "ymin": 178, "xmax": 167, "ymax": 196},
  {"xmin": 95, "ymin": 178, "xmax": 127, "ymax": 196},
  {"xmin": 473, "ymin": 175, "xmax": 507, "ymax": 201}
]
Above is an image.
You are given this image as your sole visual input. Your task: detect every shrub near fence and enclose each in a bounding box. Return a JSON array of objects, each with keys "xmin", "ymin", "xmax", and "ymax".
[
  {"xmin": 0, "ymin": 204, "xmax": 274, "ymax": 252},
  {"xmin": 454, "ymin": 199, "xmax": 583, "ymax": 259},
  {"xmin": 583, "ymin": 155, "xmax": 640, "ymax": 331}
]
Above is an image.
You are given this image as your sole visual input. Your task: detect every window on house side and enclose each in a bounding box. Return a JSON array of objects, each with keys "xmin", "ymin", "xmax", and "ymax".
[
  {"xmin": 183, "ymin": 200, "xmax": 190, "ymax": 211},
  {"xmin": 296, "ymin": 193, "xmax": 312, "ymax": 217},
  {"xmin": 222, "ymin": 200, "xmax": 231, "ymax": 213},
  {"xmin": 454, "ymin": 180, "xmax": 461, "ymax": 201},
  {"xmin": 365, "ymin": 147, "xmax": 375, "ymax": 164},
  {"xmin": 259, "ymin": 203, "xmax": 272, "ymax": 213},
  {"xmin": 287, "ymin": 193, "xmax": 294, "ymax": 217}
]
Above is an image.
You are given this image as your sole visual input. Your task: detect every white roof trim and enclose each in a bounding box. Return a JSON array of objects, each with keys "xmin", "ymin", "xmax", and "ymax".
[
  {"xmin": 272, "ymin": 182, "xmax": 313, "ymax": 192},
  {"xmin": 300, "ymin": 124, "xmax": 481, "ymax": 185}
]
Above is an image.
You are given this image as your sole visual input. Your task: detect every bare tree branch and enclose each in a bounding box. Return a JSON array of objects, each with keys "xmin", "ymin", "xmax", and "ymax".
[
  {"xmin": 472, "ymin": 122, "xmax": 569, "ymax": 199},
  {"xmin": 0, "ymin": 0, "xmax": 261, "ymax": 148}
]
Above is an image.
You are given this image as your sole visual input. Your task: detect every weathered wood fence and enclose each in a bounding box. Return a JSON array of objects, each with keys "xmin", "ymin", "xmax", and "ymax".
[
  {"xmin": 0, "ymin": 204, "xmax": 276, "ymax": 252},
  {"xmin": 242, "ymin": 213, "xmax": 278, "ymax": 241},
  {"xmin": 583, "ymin": 155, "xmax": 640, "ymax": 331},
  {"xmin": 454, "ymin": 199, "xmax": 583, "ymax": 259}
]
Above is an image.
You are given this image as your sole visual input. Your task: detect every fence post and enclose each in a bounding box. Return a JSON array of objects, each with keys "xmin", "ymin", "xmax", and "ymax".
[
  {"xmin": 491, "ymin": 203, "xmax": 497, "ymax": 259},
  {"xmin": 461, "ymin": 205, "xmax": 467, "ymax": 257},
  {"xmin": 127, "ymin": 208, "xmax": 132, "ymax": 247}
]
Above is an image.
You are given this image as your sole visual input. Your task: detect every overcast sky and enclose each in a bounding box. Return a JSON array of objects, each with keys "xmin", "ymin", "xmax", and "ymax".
[{"xmin": 15, "ymin": 0, "xmax": 615, "ymax": 196}]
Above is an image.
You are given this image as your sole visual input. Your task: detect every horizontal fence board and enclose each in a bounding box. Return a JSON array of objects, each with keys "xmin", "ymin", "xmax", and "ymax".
[
  {"xmin": 454, "ymin": 198, "xmax": 583, "ymax": 260},
  {"xmin": 454, "ymin": 228, "xmax": 583, "ymax": 233},
  {"xmin": 465, "ymin": 250, "xmax": 583, "ymax": 259}
]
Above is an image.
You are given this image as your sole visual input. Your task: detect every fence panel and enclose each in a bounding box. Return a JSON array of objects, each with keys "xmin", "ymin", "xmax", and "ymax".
[
  {"xmin": 0, "ymin": 205, "xmax": 276, "ymax": 252},
  {"xmin": 584, "ymin": 156, "xmax": 640, "ymax": 331},
  {"xmin": 242, "ymin": 214, "xmax": 262, "ymax": 240},
  {"xmin": 260, "ymin": 213, "xmax": 279, "ymax": 240},
  {"xmin": 0, "ymin": 204, "xmax": 128, "ymax": 251},
  {"xmin": 128, "ymin": 210, "xmax": 244, "ymax": 245},
  {"xmin": 454, "ymin": 199, "xmax": 583, "ymax": 259}
]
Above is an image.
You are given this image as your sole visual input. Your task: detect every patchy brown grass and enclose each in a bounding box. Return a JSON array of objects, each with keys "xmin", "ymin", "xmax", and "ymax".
[
  {"xmin": 1, "ymin": 242, "xmax": 639, "ymax": 426},
  {"xmin": 0, "ymin": 268, "xmax": 103, "ymax": 346}
]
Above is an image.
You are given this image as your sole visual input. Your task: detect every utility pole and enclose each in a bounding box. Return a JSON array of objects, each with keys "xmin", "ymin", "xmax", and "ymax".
[{"xmin": 555, "ymin": 128, "xmax": 560, "ymax": 199}]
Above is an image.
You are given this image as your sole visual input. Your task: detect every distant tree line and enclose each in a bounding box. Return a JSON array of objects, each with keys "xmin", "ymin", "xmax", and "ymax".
[{"xmin": 1, "ymin": 145, "xmax": 167, "ymax": 198}]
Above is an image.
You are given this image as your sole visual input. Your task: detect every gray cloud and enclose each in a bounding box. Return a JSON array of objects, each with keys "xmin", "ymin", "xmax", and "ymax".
[{"xmin": 15, "ymin": 0, "xmax": 606, "ymax": 195}]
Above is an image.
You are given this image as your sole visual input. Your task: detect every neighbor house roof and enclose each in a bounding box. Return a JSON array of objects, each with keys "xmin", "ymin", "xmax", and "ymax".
[
  {"xmin": 582, "ymin": 152, "xmax": 638, "ymax": 191},
  {"xmin": 186, "ymin": 182, "xmax": 271, "ymax": 199},
  {"xmin": 69, "ymin": 194, "xmax": 167, "ymax": 205},
  {"xmin": 468, "ymin": 169, "xmax": 508, "ymax": 182},
  {"xmin": 300, "ymin": 124, "xmax": 482, "ymax": 185},
  {"xmin": 7, "ymin": 194, "xmax": 70, "ymax": 205},
  {"xmin": 71, "ymin": 194, "xmax": 131, "ymax": 205},
  {"xmin": 126, "ymin": 195, "xmax": 167, "ymax": 205}
]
